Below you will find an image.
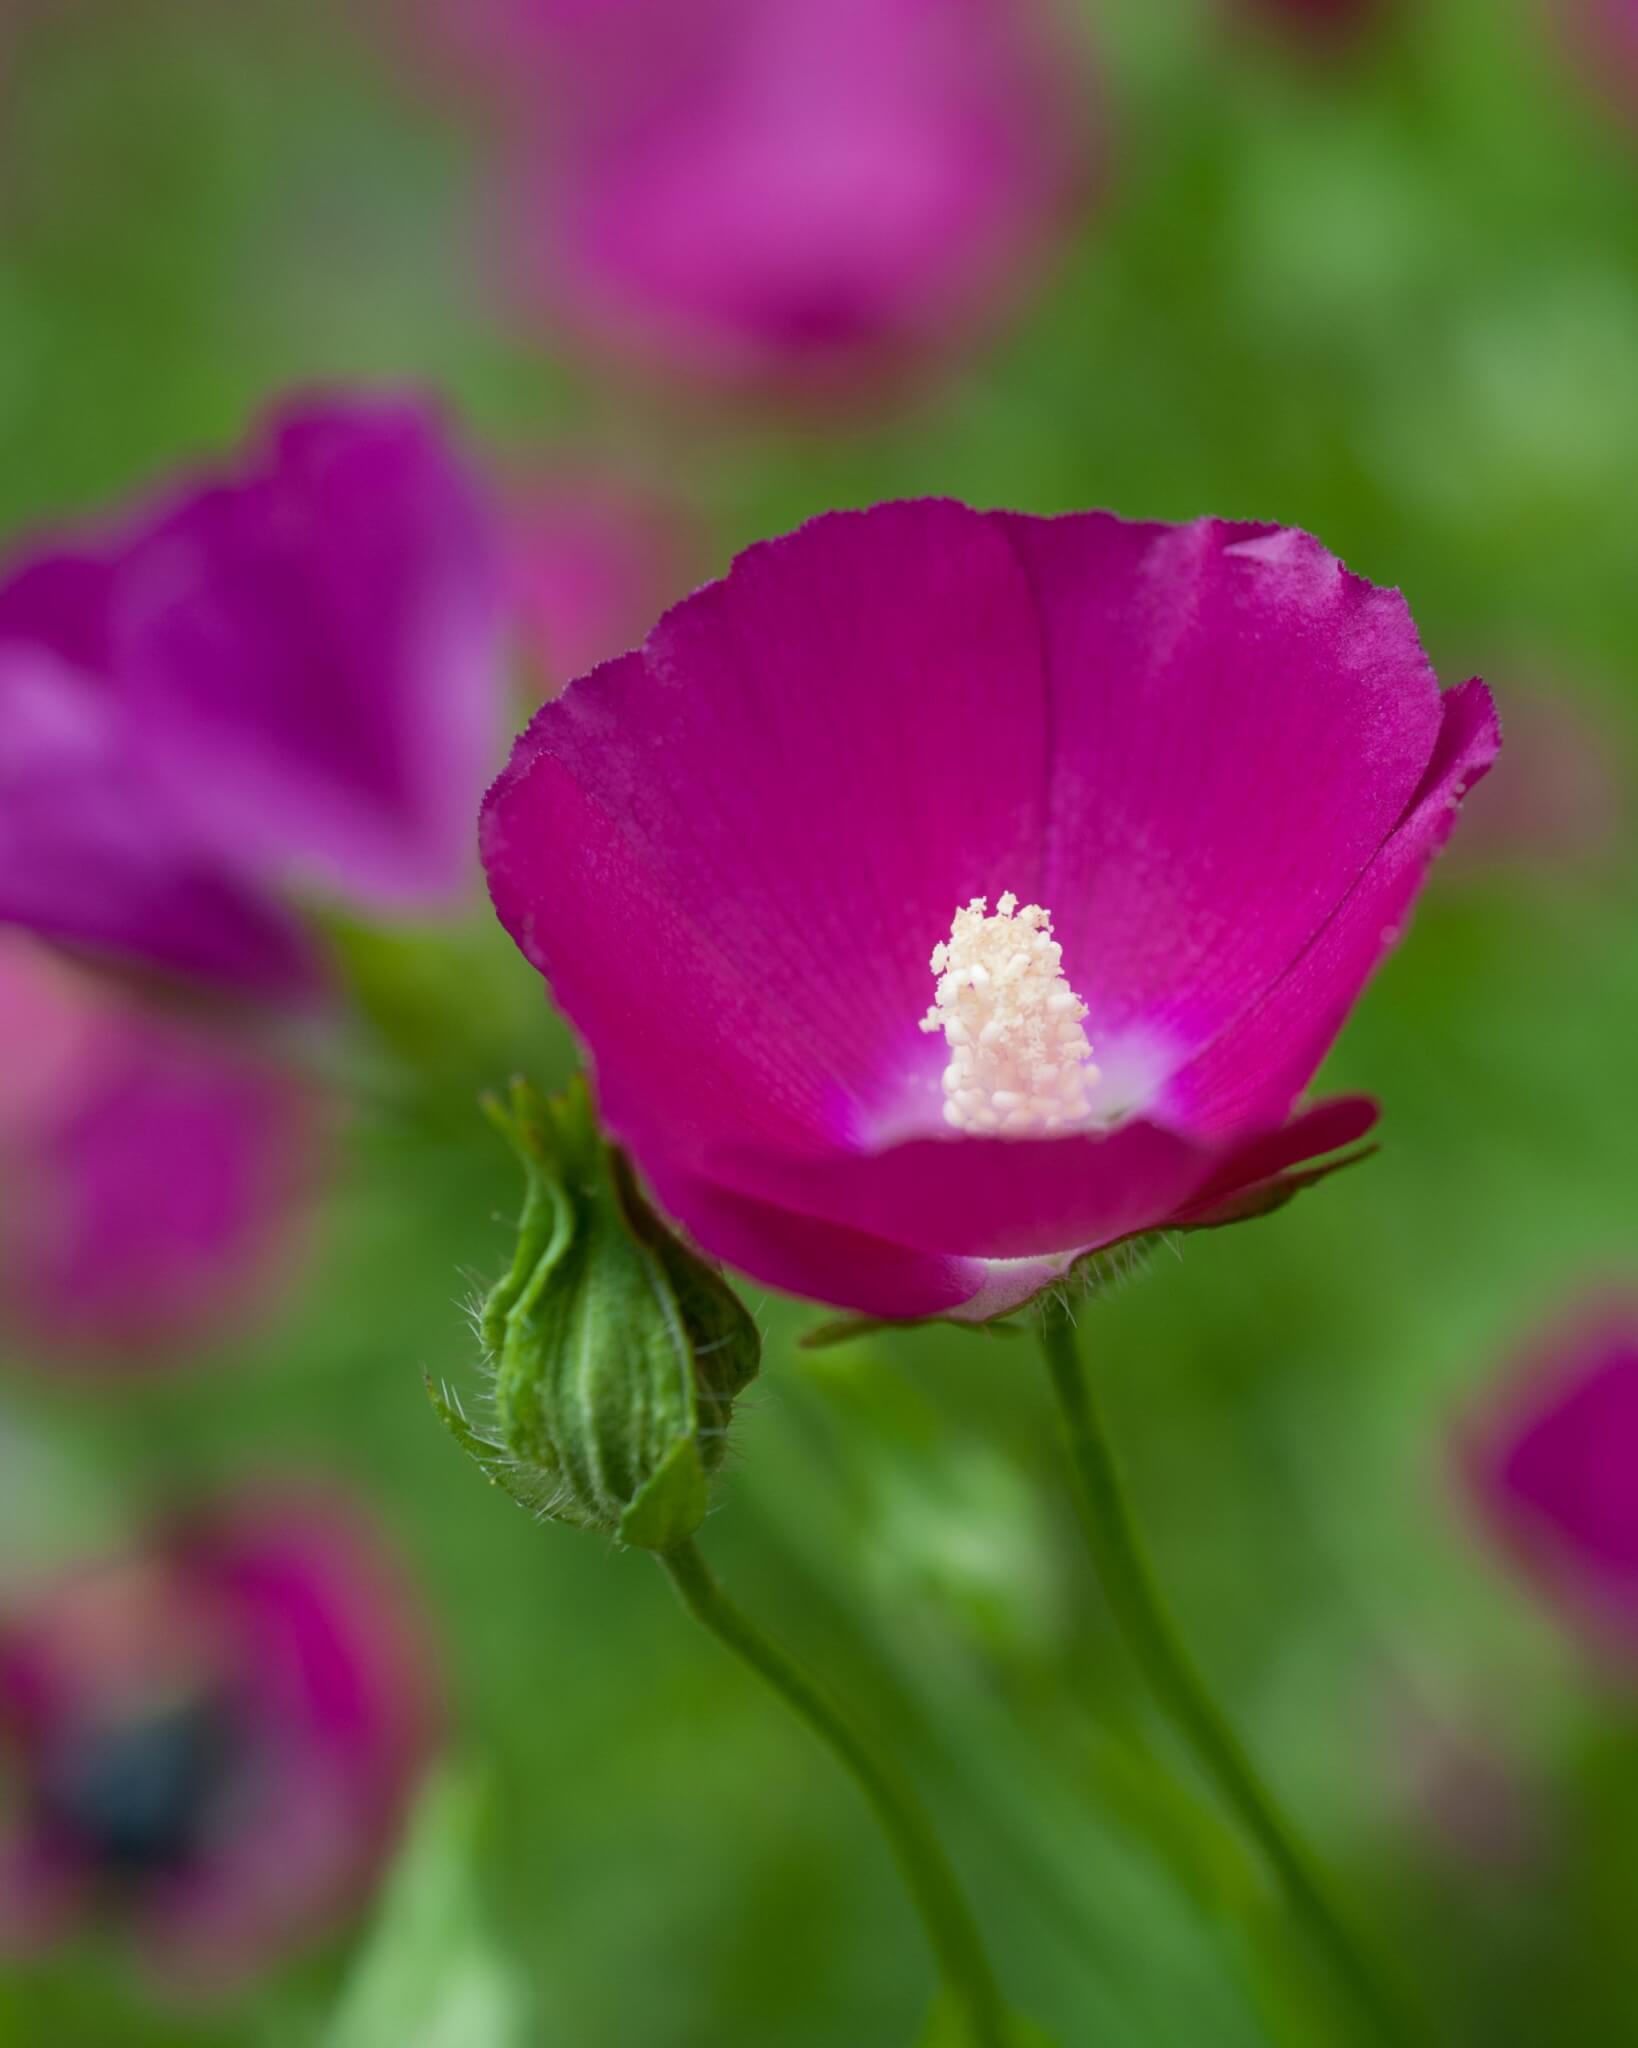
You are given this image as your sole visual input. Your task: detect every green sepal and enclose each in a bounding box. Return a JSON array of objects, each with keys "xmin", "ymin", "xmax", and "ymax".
[
  {"xmin": 425, "ymin": 1376, "xmax": 550, "ymax": 1520},
  {"xmin": 617, "ymin": 1435, "xmax": 710, "ymax": 1552}
]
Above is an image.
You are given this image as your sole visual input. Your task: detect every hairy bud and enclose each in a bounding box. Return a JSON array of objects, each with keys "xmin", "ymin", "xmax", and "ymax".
[{"xmin": 431, "ymin": 1078, "xmax": 760, "ymax": 1550}]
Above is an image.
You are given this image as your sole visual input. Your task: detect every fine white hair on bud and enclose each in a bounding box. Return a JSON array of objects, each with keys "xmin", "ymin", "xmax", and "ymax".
[{"xmin": 920, "ymin": 892, "xmax": 1100, "ymax": 1136}]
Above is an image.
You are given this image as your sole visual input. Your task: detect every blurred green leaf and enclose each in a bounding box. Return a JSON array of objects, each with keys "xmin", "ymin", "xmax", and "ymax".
[
  {"xmin": 915, "ymin": 1999, "xmax": 1060, "ymax": 2047},
  {"xmin": 323, "ymin": 1772, "xmax": 529, "ymax": 2048}
]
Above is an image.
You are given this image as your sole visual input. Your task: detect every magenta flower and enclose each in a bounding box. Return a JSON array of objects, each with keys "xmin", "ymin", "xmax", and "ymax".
[
  {"xmin": 1463, "ymin": 1299, "xmax": 1638, "ymax": 1670},
  {"xmin": 0, "ymin": 395, "xmax": 503, "ymax": 997},
  {"xmin": 483, "ymin": 502, "xmax": 1498, "ymax": 1320},
  {"xmin": 486, "ymin": 0, "xmax": 1089, "ymax": 392},
  {"xmin": 0, "ymin": 936, "xmax": 321, "ymax": 1362},
  {"xmin": 0, "ymin": 1483, "xmax": 442, "ymax": 1989}
]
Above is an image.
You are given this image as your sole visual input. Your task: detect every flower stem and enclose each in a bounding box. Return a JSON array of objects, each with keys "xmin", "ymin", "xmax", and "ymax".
[
  {"xmin": 1035, "ymin": 1300, "xmax": 1425, "ymax": 2047},
  {"xmin": 659, "ymin": 1537, "xmax": 1010, "ymax": 2048}
]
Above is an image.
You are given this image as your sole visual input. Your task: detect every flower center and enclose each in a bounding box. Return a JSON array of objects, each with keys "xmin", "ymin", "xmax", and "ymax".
[{"xmin": 920, "ymin": 893, "xmax": 1100, "ymax": 1135}]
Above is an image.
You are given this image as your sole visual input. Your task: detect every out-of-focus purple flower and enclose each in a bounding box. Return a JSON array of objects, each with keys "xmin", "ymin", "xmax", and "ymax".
[
  {"xmin": 0, "ymin": 395, "xmax": 503, "ymax": 997},
  {"xmin": 0, "ymin": 547, "xmax": 324, "ymax": 1002},
  {"xmin": 1464, "ymin": 1299, "xmax": 1638, "ymax": 1670},
  {"xmin": 0, "ymin": 1483, "xmax": 442, "ymax": 1990},
  {"xmin": 483, "ymin": 502, "xmax": 1497, "ymax": 1320},
  {"xmin": 0, "ymin": 935, "xmax": 322, "ymax": 1362},
  {"xmin": 479, "ymin": 0, "xmax": 1090, "ymax": 393},
  {"xmin": 506, "ymin": 478, "xmax": 692, "ymax": 703}
]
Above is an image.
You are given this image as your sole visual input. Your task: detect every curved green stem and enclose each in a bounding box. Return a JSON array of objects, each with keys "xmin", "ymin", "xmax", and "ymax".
[
  {"xmin": 659, "ymin": 1537, "xmax": 1009, "ymax": 2048},
  {"xmin": 1036, "ymin": 1301, "xmax": 1426, "ymax": 2047}
]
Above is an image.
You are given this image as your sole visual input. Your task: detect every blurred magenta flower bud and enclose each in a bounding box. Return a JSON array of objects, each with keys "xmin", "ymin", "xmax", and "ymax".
[
  {"xmin": 433, "ymin": 1078, "xmax": 760, "ymax": 1550},
  {"xmin": 482, "ymin": 502, "xmax": 1497, "ymax": 1322},
  {"xmin": 0, "ymin": 1481, "xmax": 442, "ymax": 1991},
  {"xmin": 0, "ymin": 394, "xmax": 504, "ymax": 1001},
  {"xmin": 0, "ymin": 935, "xmax": 323, "ymax": 1365},
  {"xmin": 1463, "ymin": 1297, "xmax": 1638, "ymax": 1672},
  {"xmin": 506, "ymin": 476, "xmax": 692, "ymax": 703},
  {"xmin": 460, "ymin": 0, "xmax": 1092, "ymax": 395}
]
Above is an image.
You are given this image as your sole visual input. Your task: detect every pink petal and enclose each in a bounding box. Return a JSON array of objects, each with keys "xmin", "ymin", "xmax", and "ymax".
[
  {"xmin": 646, "ymin": 1159, "xmax": 990, "ymax": 1321},
  {"xmin": 1165, "ymin": 679, "xmax": 1499, "ymax": 1134},
  {"xmin": 651, "ymin": 1097, "xmax": 1376, "ymax": 1311},
  {"xmin": 999, "ymin": 514, "xmax": 1448, "ymax": 1085},
  {"xmin": 484, "ymin": 501, "xmax": 1053, "ymax": 1166}
]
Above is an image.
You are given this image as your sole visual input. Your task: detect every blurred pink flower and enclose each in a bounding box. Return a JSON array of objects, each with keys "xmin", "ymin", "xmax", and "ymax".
[
  {"xmin": 0, "ymin": 935, "xmax": 322, "ymax": 1363},
  {"xmin": 1464, "ymin": 1298, "xmax": 1638, "ymax": 1672},
  {"xmin": 506, "ymin": 478, "xmax": 692, "ymax": 702},
  {"xmin": 0, "ymin": 395, "xmax": 503, "ymax": 999},
  {"xmin": 0, "ymin": 1482, "xmax": 442, "ymax": 1991},
  {"xmin": 482, "ymin": 502, "xmax": 1496, "ymax": 1320},
  {"xmin": 471, "ymin": 0, "xmax": 1091, "ymax": 393}
]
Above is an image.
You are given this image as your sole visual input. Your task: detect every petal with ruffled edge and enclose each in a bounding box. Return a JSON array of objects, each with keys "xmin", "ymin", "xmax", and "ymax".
[
  {"xmin": 1163, "ymin": 680, "xmax": 1499, "ymax": 1135},
  {"xmin": 999, "ymin": 513, "xmax": 1449, "ymax": 1102}
]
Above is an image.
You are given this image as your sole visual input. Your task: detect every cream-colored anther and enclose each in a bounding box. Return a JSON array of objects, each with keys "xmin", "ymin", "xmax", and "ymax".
[{"xmin": 919, "ymin": 893, "xmax": 1099, "ymax": 1136}]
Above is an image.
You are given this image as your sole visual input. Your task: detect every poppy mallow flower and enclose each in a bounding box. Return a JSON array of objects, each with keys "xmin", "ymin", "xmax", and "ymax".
[
  {"xmin": 1463, "ymin": 1298, "xmax": 1638, "ymax": 1672},
  {"xmin": 0, "ymin": 935, "xmax": 322, "ymax": 1363},
  {"xmin": 482, "ymin": 501, "xmax": 1498, "ymax": 1322},
  {"xmin": 0, "ymin": 1484, "xmax": 441, "ymax": 1990},
  {"xmin": 0, "ymin": 394, "xmax": 502, "ymax": 1001}
]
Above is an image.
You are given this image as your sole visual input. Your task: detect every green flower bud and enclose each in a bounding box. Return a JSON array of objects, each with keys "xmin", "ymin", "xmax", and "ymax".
[{"xmin": 431, "ymin": 1077, "xmax": 760, "ymax": 1551}]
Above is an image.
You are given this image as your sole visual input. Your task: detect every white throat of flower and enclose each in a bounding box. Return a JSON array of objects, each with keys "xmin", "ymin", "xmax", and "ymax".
[{"xmin": 920, "ymin": 893, "xmax": 1100, "ymax": 1135}]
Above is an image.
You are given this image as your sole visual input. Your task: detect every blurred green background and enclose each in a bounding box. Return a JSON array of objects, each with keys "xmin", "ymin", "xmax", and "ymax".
[{"xmin": 2, "ymin": 0, "xmax": 1636, "ymax": 2042}]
